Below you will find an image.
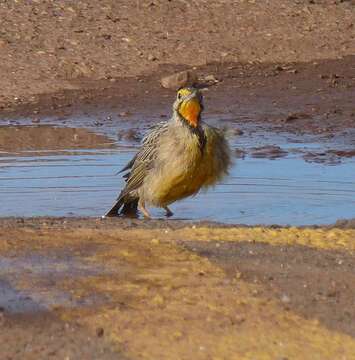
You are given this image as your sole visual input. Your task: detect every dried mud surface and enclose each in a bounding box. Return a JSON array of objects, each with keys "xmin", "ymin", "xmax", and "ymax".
[
  {"xmin": 0, "ymin": 218, "xmax": 354, "ymax": 359},
  {"xmin": 0, "ymin": 1, "xmax": 354, "ymax": 145},
  {"xmin": 1, "ymin": 0, "xmax": 354, "ymax": 110},
  {"xmin": 2, "ymin": 57, "xmax": 354, "ymax": 144}
]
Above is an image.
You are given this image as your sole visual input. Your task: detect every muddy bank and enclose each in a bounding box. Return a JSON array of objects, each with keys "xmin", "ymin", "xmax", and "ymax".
[
  {"xmin": 1, "ymin": 56, "xmax": 354, "ymax": 140},
  {"xmin": 0, "ymin": 125, "xmax": 115, "ymax": 152},
  {"xmin": 0, "ymin": 217, "xmax": 224, "ymax": 231},
  {"xmin": 0, "ymin": 219, "xmax": 354, "ymax": 359},
  {"xmin": 0, "ymin": 0, "xmax": 354, "ymax": 110},
  {"xmin": 0, "ymin": 216, "xmax": 354, "ymax": 232}
]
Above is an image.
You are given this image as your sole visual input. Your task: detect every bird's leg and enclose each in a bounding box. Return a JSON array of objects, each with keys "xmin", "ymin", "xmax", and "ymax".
[
  {"xmin": 138, "ymin": 199, "xmax": 151, "ymax": 219},
  {"xmin": 164, "ymin": 206, "xmax": 174, "ymax": 217}
]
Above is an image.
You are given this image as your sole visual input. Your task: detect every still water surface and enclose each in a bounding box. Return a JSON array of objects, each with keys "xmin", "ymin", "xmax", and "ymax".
[{"xmin": 1, "ymin": 142, "xmax": 354, "ymax": 225}]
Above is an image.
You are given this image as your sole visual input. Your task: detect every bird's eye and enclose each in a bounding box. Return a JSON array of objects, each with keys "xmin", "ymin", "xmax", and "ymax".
[{"xmin": 177, "ymin": 92, "xmax": 182, "ymax": 100}]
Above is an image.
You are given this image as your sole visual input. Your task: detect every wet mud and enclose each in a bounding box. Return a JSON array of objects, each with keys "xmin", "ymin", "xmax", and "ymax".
[
  {"xmin": 0, "ymin": 220, "xmax": 354, "ymax": 359},
  {"xmin": 0, "ymin": 125, "xmax": 115, "ymax": 152}
]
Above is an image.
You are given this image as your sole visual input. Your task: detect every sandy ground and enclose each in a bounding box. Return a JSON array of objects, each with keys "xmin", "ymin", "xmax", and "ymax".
[
  {"xmin": 1, "ymin": 1, "xmax": 354, "ymax": 145},
  {"xmin": 0, "ymin": 0, "xmax": 354, "ymax": 111},
  {"xmin": 0, "ymin": 218, "xmax": 354, "ymax": 359},
  {"xmin": 2, "ymin": 57, "xmax": 355, "ymax": 143}
]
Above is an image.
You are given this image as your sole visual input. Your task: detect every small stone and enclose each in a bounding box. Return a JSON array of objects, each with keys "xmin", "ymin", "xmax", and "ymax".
[
  {"xmin": 235, "ymin": 315, "xmax": 246, "ymax": 325},
  {"xmin": 173, "ymin": 331, "xmax": 183, "ymax": 339},
  {"xmin": 204, "ymin": 74, "xmax": 218, "ymax": 82},
  {"xmin": 160, "ymin": 70, "xmax": 197, "ymax": 90},
  {"xmin": 59, "ymin": 60, "xmax": 92, "ymax": 79},
  {"xmin": 147, "ymin": 54, "xmax": 157, "ymax": 61},
  {"xmin": 284, "ymin": 112, "xmax": 311, "ymax": 122},
  {"xmin": 235, "ymin": 149, "xmax": 246, "ymax": 159},
  {"xmin": 152, "ymin": 294, "xmax": 164, "ymax": 305},
  {"xmin": 232, "ymin": 128, "xmax": 244, "ymax": 136},
  {"xmin": 281, "ymin": 294, "xmax": 291, "ymax": 303},
  {"xmin": 118, "ymin": 128, "xmax": 141, "ymax": 142},
  {"xmin": 250, "ymin": 145, "xmax": 288, "ymax": 160},
  {"xmin": 96, "ymin": 327, "xmax": 104, "ymax": 337}
]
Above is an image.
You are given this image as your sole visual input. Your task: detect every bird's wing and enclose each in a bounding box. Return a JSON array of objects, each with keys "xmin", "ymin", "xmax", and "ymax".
[
  {"xmin": 201, "ymin": 123, "xmax": 232, "ymax": 186},
  {"xmin": 120, "ymin": 122, "xmax": 169, "ymax": 196},
  {"xmin": 118, "ymin": 121, "xmax": 167, "ymax": 174}
]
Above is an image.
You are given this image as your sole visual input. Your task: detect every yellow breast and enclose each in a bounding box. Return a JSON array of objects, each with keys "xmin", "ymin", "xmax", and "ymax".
[{"xmin": 141, "ymin": 122, "xmax": 231, "ymax": 206}]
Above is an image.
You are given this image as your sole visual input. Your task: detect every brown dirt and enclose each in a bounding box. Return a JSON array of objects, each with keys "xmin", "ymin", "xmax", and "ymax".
[
  {"xmin": 0, "ymin": 56, "xmax": 354, "ymax": 142},
  {"xmin": 1, "ymin": 313, "xmax": 126, "ymax": 360},
  {"xmin": 182, "ymin": 241, "xmax": 355, "ymax": 337},
  {"xmin": 0, "ymin": 1, "xmax": 354, "ymax": 128},
  {"xmin": 0, "ymin": 125, "xmax": 115, "ymax": 152},
  {"xmin": 0, "ymin": 218, "xmax": 354, "ymax": 359}
]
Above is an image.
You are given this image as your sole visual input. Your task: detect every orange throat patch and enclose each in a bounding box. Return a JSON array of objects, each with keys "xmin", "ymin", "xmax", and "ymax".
[{"xmin": 179, "ymin": 98, "xmax": 201, "ymax": 127}]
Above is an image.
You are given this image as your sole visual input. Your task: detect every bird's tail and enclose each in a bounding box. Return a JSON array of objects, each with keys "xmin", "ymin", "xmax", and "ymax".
[{"xmin": 104, "ymin": 195, "xmax": 138, "ymax": 217}]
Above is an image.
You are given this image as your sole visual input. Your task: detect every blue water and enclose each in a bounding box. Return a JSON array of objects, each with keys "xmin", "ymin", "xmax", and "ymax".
[{"xmin": 1, "ymin": 146, "xmax": 354, "ymax": 225}]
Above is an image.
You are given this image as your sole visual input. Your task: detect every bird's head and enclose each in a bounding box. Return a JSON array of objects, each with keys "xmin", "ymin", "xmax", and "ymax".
[{"xmin": 173, "ymin": 87, "xmax": 203, "ymax": 128}]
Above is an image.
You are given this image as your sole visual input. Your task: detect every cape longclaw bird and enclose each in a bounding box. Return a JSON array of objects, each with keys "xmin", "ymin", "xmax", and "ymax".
[{"xmin": 105, "ymin": 87, "xmax": 231, "ymax": 218}]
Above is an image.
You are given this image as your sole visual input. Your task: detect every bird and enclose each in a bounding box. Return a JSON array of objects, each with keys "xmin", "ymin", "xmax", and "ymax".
[{"xmin": 105, "ymin": 87, "xmax": 231, "ymax": 218}]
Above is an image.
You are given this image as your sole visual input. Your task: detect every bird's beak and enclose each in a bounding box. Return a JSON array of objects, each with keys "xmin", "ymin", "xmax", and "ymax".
[{"xmin": 179, "ymin": 96, "xmax": 201, "ymax": 128}]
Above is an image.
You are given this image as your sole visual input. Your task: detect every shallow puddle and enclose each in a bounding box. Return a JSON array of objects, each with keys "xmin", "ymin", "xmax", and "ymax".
[
  {"xmin": 0, "ymin": 122, "xmax": 354, "ymax": 225},
  {"xmin": 0, "ymin": 125, "xmax": 115, "ymax": 152}
]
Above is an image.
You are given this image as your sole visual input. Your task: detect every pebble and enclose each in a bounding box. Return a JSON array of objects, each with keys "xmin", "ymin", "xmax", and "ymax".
[
  {"xmin": 96, "ymin": 327, "xmax": 104, "ymax": 337},
  {"xmin": 281, "ymin": 294, "xmax": 291, "ymax": 303},
  {"xmin": 250, "ymin": 145, "xmax": 288, "ymax": 160},
  {"xmin": 204, "ymin": 74, "xmax": 218, "ymax": 83},
  {"xmin": 160, "ymin": 70, "xmax": 197, "ymax": 90},
  {"xmin": 147, "ymin": 54, "xmax": 157, "ymax": 61}
]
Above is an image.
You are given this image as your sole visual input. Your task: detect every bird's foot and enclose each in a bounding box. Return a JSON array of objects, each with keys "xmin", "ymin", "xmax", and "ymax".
[
  {"xmin": 164, "ymin": 206, "xmax": 174, "ymax": 218},
  {"xmin": 138, "ymin": 200, "xmax": 151, "ymax": 219}
]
